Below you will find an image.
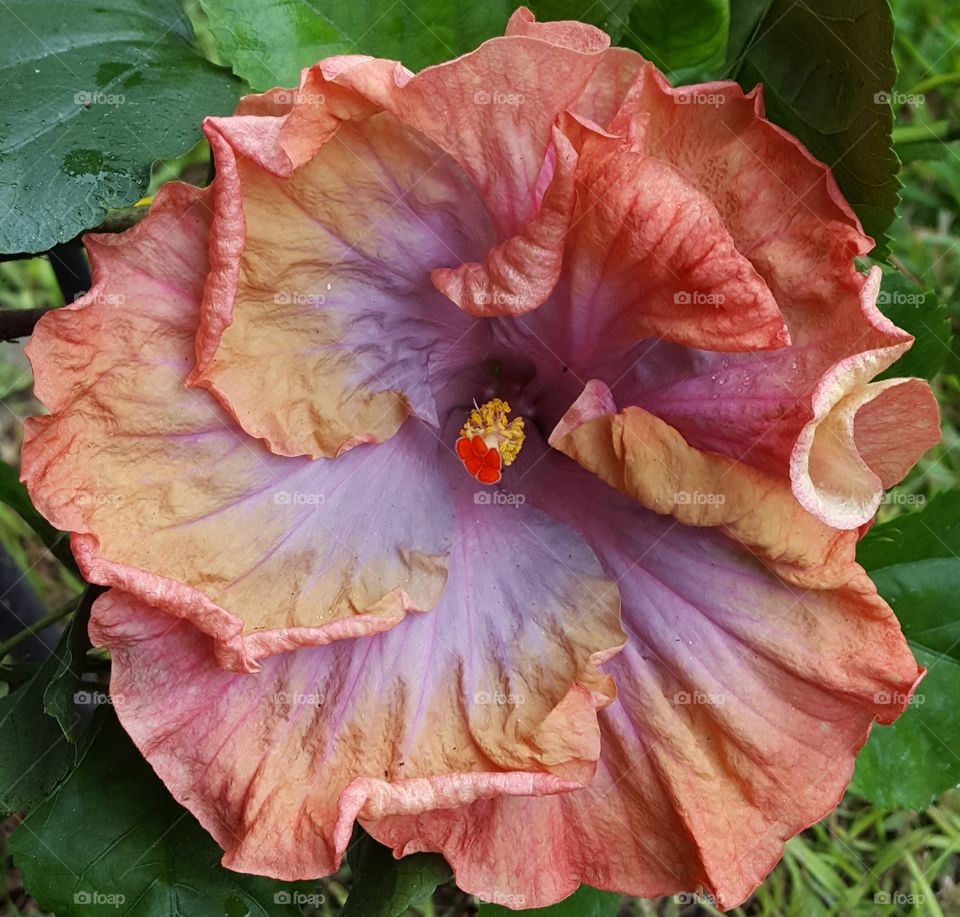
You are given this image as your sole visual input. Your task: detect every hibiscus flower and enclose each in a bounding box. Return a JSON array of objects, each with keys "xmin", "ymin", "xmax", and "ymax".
[{"xmin": 21, "ymin": 8, "xmax": 940, "ymax": 909}]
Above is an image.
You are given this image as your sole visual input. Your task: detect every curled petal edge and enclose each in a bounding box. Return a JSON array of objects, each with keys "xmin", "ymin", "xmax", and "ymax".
[
  {"xmin": 790, "ymin": 271, "xmax": 941, "ymax": 529},
  {"xmin": 551, "ymin": 380, "xmax": 863, "ymax": 589}
]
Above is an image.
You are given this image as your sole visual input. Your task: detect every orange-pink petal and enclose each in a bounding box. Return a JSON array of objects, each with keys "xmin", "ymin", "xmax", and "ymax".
[
  {"xmin": 550, "ymin": 380, "xmax": 858, "ymax": 586},
  {"xmin": 88, "ymin": 477, "xmax": 626, "ymax": 879},
  {"xmin": 191, "ymin": 100, "xmax": 493, "ymax": 459},
  {"xmin": 22, "ymin": 183, "xmax": 455, "ymax": 672},
  {"xmin": 361, "ymin": 462, "xmax": 922, "ymax": 909}
]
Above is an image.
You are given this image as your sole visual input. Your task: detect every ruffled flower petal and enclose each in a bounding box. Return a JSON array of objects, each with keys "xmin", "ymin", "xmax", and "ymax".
[
  {"xmin": 481, "ymin": 55, "xmax": 935, "ymax": 528},
  {"xmin": 22, "ymin": 184, "xmax": 455, "ymax": 672},
  {"xmin": 619, "ymin": 266, "xmax": 923, "ymax": 480},
  {"xmin": 791, "ymin": 366, "xmax": 940, "ymax": 528},
  {"xmin": 192, "ymin": 91, "xmax": 494, "ymax": 459},
  {"xmin": 327, "ymin": 9, "xmax": 609, "ymax": 236},
  {"xmin": 571, "ymin": 46, "xmax": 645, "ymax": 129},
  {"xmin": 88, "ymin": 475, "xmax": 626, "ymax": 878},
  {"xmin": 587, "ymin": 61, "xmax": 939, "ymax": 522},
  {"xmin": 360, "ymin": 460, "xmax": 922, "ymax": 909},
  {"xmin": 17, "ymin": 9, "xmax": 939, "ymax": 906},
  {"xmin": 553, "ymin": 133, "xmax": 789, "ymax": 355},
  {"xmin": 615, "ymin": 268, "xmax": 940, "ymax": 529},
  {"xmin": 430, "ymin": 124, "xmax": 578, "ymax": 318},
  {"xmin": 550, "ymin": 380, "xmax": 856, "ymax": 586},
  {"xmin": 323, "ymin": 10, "xmax": 612, "ymax": 321}
]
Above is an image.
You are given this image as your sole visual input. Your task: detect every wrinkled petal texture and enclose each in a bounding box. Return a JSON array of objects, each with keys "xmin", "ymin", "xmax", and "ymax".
[
  {"xmin": 89, "ymin": 472, "xmax": 626, "ymax": 878},
  {"xmin": 361, "ymin": 456, "xmax": 921, "ymax": 908},
  {"xmin": 193, "ymin": 100, "xmax": 493, "ymax": 459},
  {"xmin": 22, "ymin": 184, "xmax": 456, "ymax": 671},
  {"xmin": 507, "ymin": 60, "xmax": 939, "ymax": 528},
  {"xmin": 551, "ymin": 380, "xmax": 857, "ymax": 587},
  {"xmin": 182, "ymin": 9, "xmax": 935, "ymax": 525}
]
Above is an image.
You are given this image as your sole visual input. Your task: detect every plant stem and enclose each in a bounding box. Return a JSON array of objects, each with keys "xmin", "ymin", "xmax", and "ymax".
[
  {"xmin": 0, "ymin": 306, "xmax": 52, "ymax": 341},
  {"xmin": 0, "ymin": 597, "xmax": 78, "ymax": 659}
]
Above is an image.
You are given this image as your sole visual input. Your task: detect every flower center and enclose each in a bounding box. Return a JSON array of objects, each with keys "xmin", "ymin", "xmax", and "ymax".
[{"xmin": 455, "ymin": 398, "xmax": 525, "ymax": 485}]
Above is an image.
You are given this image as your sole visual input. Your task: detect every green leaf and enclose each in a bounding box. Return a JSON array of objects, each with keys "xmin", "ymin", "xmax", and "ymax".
[
  {"xmin": 851, "ymin": 491, "xmax": 960, "ymax": 808},
  {"xmin": 0, "ymin": 0, "xmax": 241, "ymax": 254},
  {"xmin": 198, "ymin": 0, "xmax": 637, "ymax": 91},
  {"xmin": 874, "ymin": 268, "xmax": 950, "ymax": 381},
  {"xmin": 531, "ymin": 0, "xmax": 639, "ymax": 43},
  {"xmin": 621, "ymin": 0, "xmax": 729, "ymax": 78},
  {"xmin": 0, "ymin": 618, "xmax": 81, "ymax": 813},
  {"xmin": 857, "ymin": 490, "xmax": 960, "ymax": 570},
  {"xmin": 198, "ymin": 0, "xmax": 509, "ymax": 89},
  {"xmin": 729, "ymin": 0, "xmax": 900, "ymax": 255},
  {"xmin": 0, "ymin": 459, "xmax": 78, "ymax": 574},
  {"xmin": 725, "ymin": 0, "xmax": 771, "ymax": 70},
  {"xmin": 342, "ymin": 831, "xmax": 451, "ymax": 917},
  {"xmin": 11, "ymin": 711, "xmax": 307, "ymax": 917},
  {"xmin": 478, "ymin": 885, "xmax": 622, "ymax": 916}
]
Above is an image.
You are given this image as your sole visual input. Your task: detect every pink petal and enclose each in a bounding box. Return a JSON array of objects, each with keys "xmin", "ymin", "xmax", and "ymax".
[
  {"xmin": 22, "ymin": 183, "xmax": 454, "ymax": 672},
  {"xmin": 606, "ymin": 66, "xmax": 932, "ymax": 487},
  {"xmin": 611, "ymin": 63, "xmax": 871, "ymax": 263},
  {"xmin": 503, "ymin": 6, "xmax": 609, "ymax": 49},
  {"xmin": 430, "ymin": 123, "xmax": 578, "ymax": 318},
  {"xmin": 89, "ymin": 476, "xmax": 626, "ymax": 879},
  {"xmin": 326, "ymin": 10, "xmax": 609, "ymax": 236},
  {"xmin": 192, "ymin": 95, "xmax": 494, "ymax": 459},
  {"xmin": 324, "ymin": 11, "xmax": 612, "ymax": 322},
  {"xmin": 571, "ymin": 46, "xmax": 645, "ymax": 130},
  {"xmin": 500, "ymin": 59, "xmax": 936, "ymax": 528},
  {"xmin": 545, "ymin": 133, "xmax": 789, "ymax": 355},
  {"xmin": 363, "ymin": 458, "xmax": 922, "ymax": 909}
]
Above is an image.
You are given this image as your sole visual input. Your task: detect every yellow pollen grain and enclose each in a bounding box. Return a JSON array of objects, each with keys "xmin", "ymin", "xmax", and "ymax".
[{"xmin": 460, "ymin": 398, "xmax": 525, "ymax": 466}]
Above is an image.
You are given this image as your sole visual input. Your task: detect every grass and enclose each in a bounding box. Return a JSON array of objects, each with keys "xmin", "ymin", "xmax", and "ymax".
[{"xmin": 2, "ymin": 0, "xmax": 960, "ymax": 914}]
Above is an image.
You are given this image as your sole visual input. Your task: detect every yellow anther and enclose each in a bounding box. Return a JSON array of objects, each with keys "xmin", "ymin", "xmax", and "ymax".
[{"xmin": 459, "ymin": 398, "xmax": 525, "ymax": 467}]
